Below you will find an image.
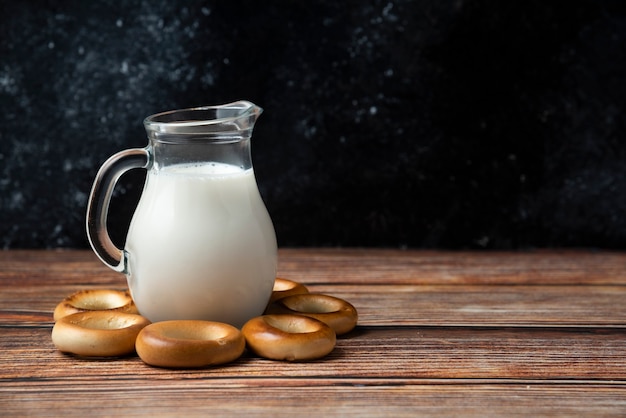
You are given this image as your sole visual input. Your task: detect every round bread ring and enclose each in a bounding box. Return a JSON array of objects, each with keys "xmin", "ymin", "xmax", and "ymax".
[
  {"xmin": 51, "ymin": 311, "xmax": 150, "ymax": 357},
  {"xmin": 268, "ymin": 278, "xmax": 309, "ymax": 305},
  {"xmin": 242, "ymin": 314, "xmax": 336, "ymax": 361},
  {"xmin": 135, "ymin": 320, "xmax": 245, "ymax": 368},
  {"xmin": 53, "ymin": 289, "xmax": 138, "ymax": 321},
  {"xmin": 266, "ymin": 293, "xmax": 358, "ymax": 335}
]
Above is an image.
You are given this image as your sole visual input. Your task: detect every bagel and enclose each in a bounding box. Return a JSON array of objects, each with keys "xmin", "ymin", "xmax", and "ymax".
[
  {"xmin": 53, "ymin": 289, "xmax": 138, "ymax": 321},
  {"xmin": 135, "ymin": 320, "xmax": 245, "ymax": 368},
  {"xmin": 268, "ymin": 278, "xmax": 309, "ymax": 305},
  {"xmin": 51, "ymin": 311, "xmax": 150, "ymax": 357},
  {"xmin": 266, "ymin": 293, "xmax": 358, "ymax": 335},
  {"xmin": 242, "ymin": 314, "xmax": 336, "ymax": 361}
]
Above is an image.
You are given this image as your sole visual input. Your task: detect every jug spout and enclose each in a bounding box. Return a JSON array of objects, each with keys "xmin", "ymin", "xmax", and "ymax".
[{"xmin": 215, "ymin": 100, "xmax": 263, "ymax": 129}]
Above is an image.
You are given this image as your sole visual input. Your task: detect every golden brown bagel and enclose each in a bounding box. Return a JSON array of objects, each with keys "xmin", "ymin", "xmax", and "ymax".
[
  {"xmin": 135, "ymin": 320, "xmax": 245, "ymax": 368},
  {"xmin": 51, "ymin": 311, "xmax": 150, "ymax": 357},
  {"xmin": 53, "ymin": 289, "xmax": 138, "ymax": 321},
  {"xmin": 242, "ymin": 314, "xmax": 336, "ymax": 361},
  {"xmin": 266, "ymin": 293, "xmax": 358, "ymax": 335},
  {"xmin": 267, "ymin": 278, "xmax": 309, "ymax": 305}
]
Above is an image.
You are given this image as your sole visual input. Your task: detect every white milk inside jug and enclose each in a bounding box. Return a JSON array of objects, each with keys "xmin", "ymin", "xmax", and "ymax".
[{"xmin": 124, "ymin": 162, "xmax": 277, "ymax": 327}]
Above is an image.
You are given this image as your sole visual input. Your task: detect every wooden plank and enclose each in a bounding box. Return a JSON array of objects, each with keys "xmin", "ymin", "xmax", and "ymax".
[
  {"xmin": 2, "ymin": 382, "xmax": 626, "ymax": 417},
  {"xmin": 0, "ymin": 250, "xmax": 121, "ymax": 285},
  {"xmin": 277, "ymin": 248, "xmax": 626, "ymax": 285},
  {"xmin": 328, "ymin": 283, "xmax": 626, "ymax": 327}
]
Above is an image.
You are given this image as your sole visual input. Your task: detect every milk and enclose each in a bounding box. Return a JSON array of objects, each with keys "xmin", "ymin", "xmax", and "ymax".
[{"xmin": 124, "ymin": 162, "xmax": 277, "ymax": 327}]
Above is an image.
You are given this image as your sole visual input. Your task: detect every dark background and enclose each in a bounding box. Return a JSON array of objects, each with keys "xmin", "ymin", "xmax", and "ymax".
[{"xmin": 1, "ymin": 0, "xmax": 625, "ymax": 250}]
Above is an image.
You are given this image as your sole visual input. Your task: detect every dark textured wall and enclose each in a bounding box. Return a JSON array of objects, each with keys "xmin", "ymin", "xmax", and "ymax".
[{"xmin": 1, "ymin": 0, "xmax": 625, "ymax": 249}]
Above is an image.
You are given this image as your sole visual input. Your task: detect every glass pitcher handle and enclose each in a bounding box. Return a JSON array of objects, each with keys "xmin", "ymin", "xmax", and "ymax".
[{"xmin": 86, "ymin": 148, "xmax": 150, "ymax": 273}]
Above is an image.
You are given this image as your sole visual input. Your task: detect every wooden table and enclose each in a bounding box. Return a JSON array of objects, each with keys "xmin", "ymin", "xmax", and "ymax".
[{"xmin": 2, "ymin": 249, "xmax": 626, "ymax": 416}]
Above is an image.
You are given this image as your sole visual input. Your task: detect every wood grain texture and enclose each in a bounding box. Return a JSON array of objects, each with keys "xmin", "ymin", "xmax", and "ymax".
[{"xmin": 1, "ymin": 249, "xmax": 626, "ymax": 417}]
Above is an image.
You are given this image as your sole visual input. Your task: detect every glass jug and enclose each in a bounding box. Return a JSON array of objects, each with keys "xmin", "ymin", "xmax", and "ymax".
[{"xmin": 86, "ymin": 101, "xmax": 277, "ymax": 327}]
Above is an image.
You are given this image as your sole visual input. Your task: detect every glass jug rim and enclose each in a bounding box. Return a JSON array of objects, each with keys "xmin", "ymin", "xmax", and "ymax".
[{"xmin": 143, "ymin": 100, "xmax": 262, "ymax": 136}]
